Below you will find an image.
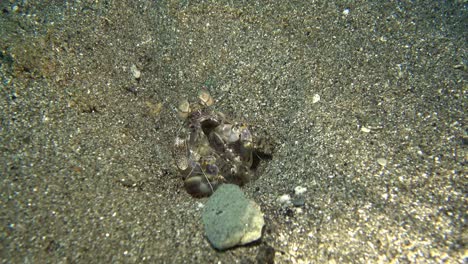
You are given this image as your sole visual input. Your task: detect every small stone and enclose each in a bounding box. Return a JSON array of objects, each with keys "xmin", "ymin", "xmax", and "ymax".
[
  {"xmin": 202, "ymin": 184, "xmax": 264, "ymax": 250},
  {"xmin": 312, "ymin": 94, "xmax": 320, "ymax": 104},
  {"xmin": 11, "ymin": 4, "xmax": 19, "ymax": 13},
  {"xmin": 294, "ymin": 186, "xmax": 307, "ymax": 195},
  {"xmin": 277, "ymin": 194, "xmax": 291, "ymax": 204},
  {"xmin": 130, "ymin": 64, "xmax": 141, "ymax": 79},
  {"xmin": 292, "ymin": 197, "xmax": 305, "ymax": 207},
  {"xmin": 377, "ymin": 158, "xmax": 387, "ymax": 167},
  {"xmin": 361, "ymin": 127, "xmax": 371, "ymax": 133}
]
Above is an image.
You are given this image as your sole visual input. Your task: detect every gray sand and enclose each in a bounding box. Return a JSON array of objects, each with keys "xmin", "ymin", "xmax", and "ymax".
[{"xmin": 1, "ymin": 1, "xmax": 466, "ymax": 263}]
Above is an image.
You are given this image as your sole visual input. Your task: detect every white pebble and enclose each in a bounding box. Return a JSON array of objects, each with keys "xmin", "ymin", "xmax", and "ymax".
[
  {"xmin": 130, "ymin": 64, "xmax": 141, "ymax": 79},
  {"xmin": 294, "ymin": 186, "xmax": 307, "ymax": 195},
  {"xmin": 278, "ymin": 194, "xmax": 291, "ymax": 204},
  {"xmin": 312, "ymin": 94, "xmax": 320, "ymax": 104},
  {"xmin": 361, "ymin": 127, "xmax": 371, "ymax": 133},
  {"xmin": 377, "ymin": 158, "xmax": 387, "ymax": 167},
  {"xmin": 343, "ymin": 9, "xmax": 350, "ymax": 15}
]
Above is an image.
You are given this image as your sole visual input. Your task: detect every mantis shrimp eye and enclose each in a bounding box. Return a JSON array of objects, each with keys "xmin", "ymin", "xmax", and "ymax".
[
  {"xmin": 205, "ymin": 164, "xmax": 219, "ymax": 175},
  {"xmin": 184, "ymin": 176, "xmax": 212, "ymax": 197},
  {"xmin": 240, "ymin": 125, "xmax": 252, "ymax": 145},
  {"xmin": 177, "ymin": 99, "xmax": 191, "ymax": 119},
  {"xmin": 198, "ymin": 89, "xmax": 214, "ymax": 106}
]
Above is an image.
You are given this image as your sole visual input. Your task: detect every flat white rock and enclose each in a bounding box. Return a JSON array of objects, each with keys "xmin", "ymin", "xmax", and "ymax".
[{"xmin": 202, "ymin": 184, "xmax": 264, "ymax": 250}]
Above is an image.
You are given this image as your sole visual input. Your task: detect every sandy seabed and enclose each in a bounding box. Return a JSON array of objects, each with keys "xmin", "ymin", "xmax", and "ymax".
[{"xmin": 0, "ymin": 1, "xmax": 466, "ymax": 263}]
